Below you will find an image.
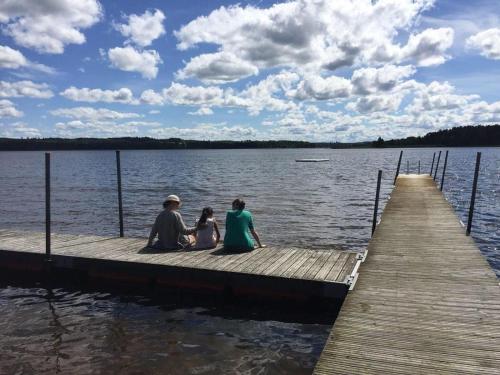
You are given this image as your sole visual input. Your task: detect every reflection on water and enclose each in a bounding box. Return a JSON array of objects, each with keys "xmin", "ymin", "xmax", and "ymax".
[{"xmin": 0, "ymin": 284, "xmax": 330, "ymax": 375}]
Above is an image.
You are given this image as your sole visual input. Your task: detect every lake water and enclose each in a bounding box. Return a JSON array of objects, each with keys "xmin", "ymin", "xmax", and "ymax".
[{"xmin": 0, "ymin": 147, "xmax": 498, "ymax": 374}]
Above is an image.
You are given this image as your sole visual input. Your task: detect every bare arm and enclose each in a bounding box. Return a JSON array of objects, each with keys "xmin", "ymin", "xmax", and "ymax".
[
  {"xmin": 214, "ymin": 220, "xmax": 221, "ymax": 244},
  {"xmin": 176, "ymin": 213, "xmax": 196, "ymax": 235},
  {"xmin": 250, "ymin": 228, "xmax": 264, "ymax": 248}
]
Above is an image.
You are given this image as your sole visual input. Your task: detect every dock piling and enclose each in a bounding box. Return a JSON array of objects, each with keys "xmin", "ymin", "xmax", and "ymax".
[
  {"xmin": 116, "ymin": 150, "xmax": 124, "ymax": 237},
  {"xmin": 406, "ymin": 160, "xmax": 409, "ymax": 174},
  {"xmin": 45, "ymin": 153, "xmax": 51, "ymax": 262},
  {"xmin": 440, "ymin": 150, "xmax": 449, "ymax": 191},
  {"xmin": 433, "ymin": 151, "xmax": 442, "ymax": 181},
  {"xmin": 372, "ymin": 170, "xmax": 382, "ymax": 236},
  {"xmin": 466, "ymin": 152, "xmax": 481, "ymax": 236},
  {"xmin": 393, "ymin": 150, "xmax": 403, "ymax": 185},
  {"xmin": 418, "ymin": 160, "xmax": 421, "ymax": 174},
  {"xmin": 430, "ymin": 152, "xmax": 436, "ymax": 176}
]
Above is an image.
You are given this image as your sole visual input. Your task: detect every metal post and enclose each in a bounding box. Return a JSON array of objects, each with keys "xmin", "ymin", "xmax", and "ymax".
[
  {"xmin": 45, "ymin": 153, "xmax": 51, "ymax": 262},
  {"xmin": 372, "ymin": 170, "xmax": 382, "ymax": 236},
  {"xmin": 406, "ymin": 160, "xmax": 409, "ymax": 174},
  {"xmin": 418, "ymin": 160, "xmax": 421, "ymax": 175},
  {"xmin": 440, "ymin": 150, "xmax": 449, "ymax": 191},
  {"xmin": 466, "ymin": 152, "xmax": 481, "ymax": 236},
  {"xmin": 116, "ymin": 150, "xmax": 124, "ymax": 237},
  {"xmin": 433, "ymin": 151, "xmax": 441, "ymax": 181},
  {"xmin": 393, "ymin": 150, "xmax": 403, "ymax": 185},
  {"xmin": 430, "ymin": 152, "xmax": 435, "ymax": 176}
]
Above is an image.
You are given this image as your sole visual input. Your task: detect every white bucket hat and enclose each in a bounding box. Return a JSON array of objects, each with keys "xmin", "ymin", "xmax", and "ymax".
[{"xmin": 165, "ymin": 194, "xmax": 181, "ymax": 203}]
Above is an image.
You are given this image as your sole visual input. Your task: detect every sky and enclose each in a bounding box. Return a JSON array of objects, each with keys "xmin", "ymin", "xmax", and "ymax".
[{"xmin": 0, "ymin": 0, "xmax": 499, "ymax": 142}]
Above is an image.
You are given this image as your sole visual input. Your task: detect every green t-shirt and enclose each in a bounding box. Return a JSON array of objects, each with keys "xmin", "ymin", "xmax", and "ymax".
[{"xmin": 224, "ymin": 209, "xmax": 254, "ymax": 250}]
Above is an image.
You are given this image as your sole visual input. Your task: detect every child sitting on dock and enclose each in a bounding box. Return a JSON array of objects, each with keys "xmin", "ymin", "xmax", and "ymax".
[{"xmin": 193, "ymin": 207, "xmax": 220, "ymax": 249}]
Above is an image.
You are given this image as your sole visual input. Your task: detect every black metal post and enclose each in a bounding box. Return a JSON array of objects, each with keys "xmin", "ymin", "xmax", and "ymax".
[
  {"xmin": 430, "ymin": 152, "xmax": 435, "ymax": 176},
  {"xmin": 393, "ymin": 150, "xmax": 403, "ymax": 185},
  {"xmin": 466, "ymin": 152, "xmax": 481, "ymax": 236},
  {"xmin": 440, "ymin": 150, "xmax": 449, "ymax": 191},
  {"xmin": 116, "ymin": 150, "xmax": 124, "ymax": 237},
  {"xmin": 372, "ymin": 170, "xmax": 382, "ymax": 236},
  {"xmin": 418, "ymin": 160, "xmax": 421, "ymax": 174},
  {"xmin": 433, "ymin": 151, "xmax": 441, "ymax": 181},
  {"xmin": 45, "ymin": 153, "xmax": 51, "ymax": 262}
]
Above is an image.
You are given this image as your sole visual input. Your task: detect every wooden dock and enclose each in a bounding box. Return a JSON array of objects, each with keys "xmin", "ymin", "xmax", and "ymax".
[
  {"xmin": 314, "ymin": 174, "xmax": 500, "ymax": 374},
  {"xmin": 0, "ymin": 230, "xmax": 360, "ymax": 301}
]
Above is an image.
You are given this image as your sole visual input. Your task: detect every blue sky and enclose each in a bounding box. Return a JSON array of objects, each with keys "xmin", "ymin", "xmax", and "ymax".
[{"xmin": 0, "ymin": 0, "xmax": 499, "ymax": 141}]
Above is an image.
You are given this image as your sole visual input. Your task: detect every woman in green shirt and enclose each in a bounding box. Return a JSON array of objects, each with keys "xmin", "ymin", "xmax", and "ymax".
[{"xmin": 224, "ymin": 199, "xmax": 264, "ymax": 252}]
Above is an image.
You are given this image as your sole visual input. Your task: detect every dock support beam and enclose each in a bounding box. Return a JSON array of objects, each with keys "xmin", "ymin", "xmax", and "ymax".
[
  {"xmin": 433, "ymin": 151, "xmax": 441, "ymax": 181},
  {"xmin": 466, "ymin": 152, "xmax": 481, "ymax": 236},
  {"xmin": 116, "ymin": 150, "xmax": 124, "ymax": 237},
  {"xmin": 393, "ymin": 150, "xmax": 403, "ymax": 185},
  {"xmin": 406, "ymin": 160, "xmax": 409, "ymax": 174},
  {"xmin": 372, "ymin": 170, "xmax": 382, "ymax": 236},
  {"xmin": 45, "ymin": 153, "xmax": 51, "ymax": 264},
  {"xmin": 429, "ymin": 152, "xmax": 435, "ymax": 176},
  {"xmin": 418, "ymin": 160, "xmax": 421, "ymax": 175},
  {"xmin": 440, "ymin": 150, "xmax": 449, "ymax": 191}
]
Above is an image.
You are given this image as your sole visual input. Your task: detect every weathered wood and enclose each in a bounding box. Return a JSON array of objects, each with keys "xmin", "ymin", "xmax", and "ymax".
[{"xmin": 314, "ymin": 175, "xmax": 500, "ymax": 375}]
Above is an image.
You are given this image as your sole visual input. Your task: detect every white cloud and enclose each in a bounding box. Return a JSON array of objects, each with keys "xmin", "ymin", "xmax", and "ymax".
[
  {"xmin": 188, "ymin": 107, "xmax": 214, "ymax": 116},
  {"xmin": 351, "ymin": 65, "xmax": 416, "ymax": 95},
  {"xmin": 0, "ymin": 45, "xmax": 27, "ymax": 69},
  {"xmin": 54, "ymin": 120, "xmax": 141, "ymax": 137},
  {"xmin": 108, "ymin": 46, "xmax": 162, "ymax": 79},
  {"xmin": 114, "ymin": 9, "xmax": 165, "ymax": 47},
  {"xmin": 174, "ymin": 0, "xmax": 443, "ymax": 77},
  {"xmin": 149, "ymin": 124, "xmax": 258, "ymax": 140},
  {"xmin": 293, "ymin": 74, "xmax": 352, "ymax": 100},
  {"xmin": 50, "ymin": 107, "xmax": 142, "ymax": 121},
  {"xmin": 177, "ymin": 52, "xmax": 259, "ymax": 84},
  {"xmin": 466, "ymin": 28, "xmax": 500, "ymax": 60},
  {"xmin": 347, "ymin": 94, "xmax": 404, "ymax": 113},
  {"xmin": 0, "ymin": 122, "xmax": 41, "ymax": 137},
  {"xmin": 0, "ymin": 0, "xmax": 102, "ymax": 54},
  {"xmin": 0, "ymin": 99, "xmax": 23, "ymax": 118},
  {"xmin": 0, "ymin": 81, "xmax": 53, "ymax": 98},
  {"xmin": 400, "ymin": 27, "xmax": 454, "ymax": 66},
  {"xmin": 60, "ymin": 87, "xmax": 137, "ymax": 104},
  {"xmin": 141, "ymin": 83, "xmax": 225, "ymax": 106}
]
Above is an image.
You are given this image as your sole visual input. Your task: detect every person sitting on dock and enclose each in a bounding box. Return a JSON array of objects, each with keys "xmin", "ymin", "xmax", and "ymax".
[
  {"xmin": 223, "ymin": 199, "xmax": 264, "ymax": 252},
  {"xmin": 147, "ymin": 195, "xmax": 196, "ymax": 250},
  {"xmin": 193, "ymin": 207, "xmax": 220, "ymax": 249}
]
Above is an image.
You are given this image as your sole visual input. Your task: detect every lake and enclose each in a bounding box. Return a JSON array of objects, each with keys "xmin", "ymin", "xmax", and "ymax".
[{"xmin": 0, "ymin": 147, "xmax": 498, "ymax": 374}]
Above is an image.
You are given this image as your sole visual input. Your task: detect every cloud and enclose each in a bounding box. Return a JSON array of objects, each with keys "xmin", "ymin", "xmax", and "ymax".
[
  {"xmin": 108, "ymin": 46, "xmax": 162, "ymax": 79},
  {"xmin": 60, "ymin": 86, "xmax": 137, "ymax": 104},
  {"xmin": 351, "ymin": 65, "xmax": 416, "ymax": 95},
  {"xmin": 177, "ymin": 52, "xmax": 259, "ymax": 84},
  {"xmin": 0, "ymin": 122, "xmax": 41, "ymax": 137},
  {"xmin": 149, "ymin": 124, "xmax": 258, "ymax": 140},
  {"xmin": 0, "ymin": 81, "xmax": 53, "ymax": 98},
  {"xmin": 141, "ymin": 83, "xmax": 225, "ymax": 106},
  {"xmin": 0, "ymin": 99, "xmax": 23, "ymax": 118},
  {"xmin": 174, "ymin": 0, "xmax": 442, "ymax": 78},
  {"xmin": 466, "ymin": 28, "xmax": 500, "ymax": 60},
  {"xmin": 0, "ymin": 45, "xmax": 27, "ymax": 69},
  {"xmin": 347, "ymin": 94, "xmax": 404, "ymax": 113},
  {"xmin": 400, "ymin": 27, "xmax": 454, "ymax": 66},
  {"xmin": 114, "ymin": 9, "xmax": 166, "ymax": 47},
  {"xmin": 188, "ymin": 107, "xmax": 214, "ymax": 116},
  {"xmin": 0, "ymin": 0, "xmax": 102, "ymax": 54},
  {"xmin": 293, "ymin": 74, "xmax": 352, "ymax": 100},
  {"xmin": 50, "ymin": 107, "xmax": 141, "ymax": 121}
]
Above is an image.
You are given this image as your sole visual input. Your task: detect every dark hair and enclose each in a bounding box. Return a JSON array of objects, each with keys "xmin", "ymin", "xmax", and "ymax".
[
  {"xmin": 232, "ymin": 198, "xmax": 245, "ymax": 210},
  {"xmin": 197, "ymin": 207, "xmax": 214, "ymax": 229},
  {"xmin": 163, "ymin": 200, "xmax": 176, "ymax": 208}
]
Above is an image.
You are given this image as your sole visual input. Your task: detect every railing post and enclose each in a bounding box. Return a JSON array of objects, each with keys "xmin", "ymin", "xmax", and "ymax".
[
  {"xmin": 429, "ymin": 152, "xmax": 435, "ymax": 176},
  {"xmin": 393, "ymin": 150, "xmax": 403, "ymax": 185},
  {"xmin": 440, "ymin": 150, "xmax": 449, "ymax": 191},
  {"xmin": 466, "ymin": 152, "xmax": 481, "ymax": 236},
  {"xmin": 45, "ymin": 153, "xmax": 51, "ymax": 263},
  {"xmin": 418, "ymin": 160, "xmax": 421, "ymax": 174},
  {"xmin": 372, "ymin": 170, "xmax": 382, "ymax": 236},
  {"xmin": 406, "ymin": 160, "xmax": 409, "ymax": 174},
  {"xmin": 116, "ymin": 150, "xmax": 124, "ymax": 237},
  {"xmin": 433, "ymin": 151, "xmax": 441, "ymax": 181}
]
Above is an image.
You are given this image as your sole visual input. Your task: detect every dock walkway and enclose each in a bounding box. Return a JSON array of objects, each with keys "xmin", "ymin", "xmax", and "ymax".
[
  {"xmin": 0, "ymin": 230, "xmax": 359, "ymax": 300},
  {"xmin": 314, "ymin": 175, "xmax": 500, "ymax": 374}
]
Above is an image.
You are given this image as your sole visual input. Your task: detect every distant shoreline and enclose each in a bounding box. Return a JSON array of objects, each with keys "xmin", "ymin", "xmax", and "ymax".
[{"xmin": 0, "ymin": 124, "xmax": 498, "ymax": 151}]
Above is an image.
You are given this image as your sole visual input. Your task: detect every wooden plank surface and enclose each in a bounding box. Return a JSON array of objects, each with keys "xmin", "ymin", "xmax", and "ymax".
[
  {"xmin": 0, "ymin": 229, "xmax": 357, "ymax": 286},
  {"xmin": 314, "ymin": 174, "xmax": 500, "ymax": 375}
]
